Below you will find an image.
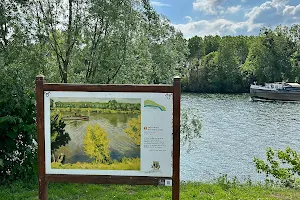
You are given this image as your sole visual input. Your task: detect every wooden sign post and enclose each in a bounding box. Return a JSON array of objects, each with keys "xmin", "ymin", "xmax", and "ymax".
[{"xmin": 36, "ymin": 75, "xmax": 180, "ymax": 200}]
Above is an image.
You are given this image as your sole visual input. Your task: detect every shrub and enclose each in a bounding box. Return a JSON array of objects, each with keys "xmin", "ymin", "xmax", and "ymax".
[
  {"xmin": 0, "ymin": 68, "xmax": 37, "ymax": 183},
  {"xmin": 254, "ymin": 147, "xmax": 300, "ymax": 188}
]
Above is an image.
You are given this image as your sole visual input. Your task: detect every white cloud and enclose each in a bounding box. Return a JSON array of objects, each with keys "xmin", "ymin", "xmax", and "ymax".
[
  {"xmin": 173, "ymin": 18, "xmax": 260, "ymax": 38},
  {"xmin": 245, "ymin": 0, "xmax": 300, "ymax": 26},
  {"xmin": 150, "ymin": 1, "xmax": 171, "ymax": 7},
  {"xmin": 226, "ymin": 5, "xmax": 242, "ymax": 14},
  {"xmin": 174, "ymin": 0, "xmax": 300, "ymax": 38},
  {"xmin": 283, "ymin": 5, "xmax": 300, "ymax": 15},
  {"xmin": 193, "ymin": 0, "xmax": 226, "ymax": 15},
  {"xmin": 241, "ymin": 0, "xmax": 247, "ymax": 3}
]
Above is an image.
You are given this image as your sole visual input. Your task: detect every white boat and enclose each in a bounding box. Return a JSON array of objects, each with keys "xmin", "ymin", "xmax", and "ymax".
[{"xmin": 250, "ymin": 82, "xmax": 300, "ymax": 101}]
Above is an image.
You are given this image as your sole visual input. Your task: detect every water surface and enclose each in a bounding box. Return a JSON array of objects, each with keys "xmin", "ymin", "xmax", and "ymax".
[
  {"xmin": 57, "ymin": 112, "xmax": 140, "ymax": 164},
  {"xmin": 181, "ymin": 93, "xmax": 300, "ymax": 182}
]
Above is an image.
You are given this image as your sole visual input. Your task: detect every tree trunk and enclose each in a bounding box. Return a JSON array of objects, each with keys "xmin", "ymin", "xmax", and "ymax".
[{"xmin": 62, "ymin": 61, "xmax": 68, "ymax": 83}]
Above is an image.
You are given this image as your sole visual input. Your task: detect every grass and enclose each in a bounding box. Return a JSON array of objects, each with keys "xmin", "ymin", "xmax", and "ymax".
[
  {"xmin": 51, "ymin": 158, "xmax": 140, "ymax": 170},
  {"xmin": 1, "ymin": 181, "xmax": 300, "ymax": 200}
]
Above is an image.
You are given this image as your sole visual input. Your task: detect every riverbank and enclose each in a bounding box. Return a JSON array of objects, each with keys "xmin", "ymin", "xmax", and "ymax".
[{"xmin": 1, "ymin": 181, "xmax": 300, "ymax": 200}]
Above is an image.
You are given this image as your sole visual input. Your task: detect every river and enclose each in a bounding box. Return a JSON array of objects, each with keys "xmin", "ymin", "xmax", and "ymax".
[{"xmin": 181, "ymin": 93, "xmax": 300, "ymax": 183}]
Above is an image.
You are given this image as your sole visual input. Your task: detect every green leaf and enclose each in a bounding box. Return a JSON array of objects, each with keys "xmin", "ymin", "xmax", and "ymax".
[
  {"xmin": 6, "ymin": 138, "xmax": 16, "ymax": 149},
  {"xmin": 7, "ymin": 130, "xmax": 18, "ymax": 139}
]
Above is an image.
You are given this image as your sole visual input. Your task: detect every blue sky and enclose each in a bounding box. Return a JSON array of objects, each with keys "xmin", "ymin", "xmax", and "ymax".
[{"xmin": 150, "ymin": 0, "xmax": 300, "ymax": 38}]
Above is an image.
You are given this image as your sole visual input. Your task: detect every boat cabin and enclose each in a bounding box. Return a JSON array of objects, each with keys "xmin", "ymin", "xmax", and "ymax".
[
  {"xmin": 264, "ymin": 82, "xmax": 300, "ymax": 90},
  {"xmin": 264, "ymin": 82, "xmax": 284, "ymax": 89}
]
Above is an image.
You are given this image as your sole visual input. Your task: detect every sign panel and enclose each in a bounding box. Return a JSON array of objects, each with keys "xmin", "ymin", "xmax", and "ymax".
[{"xmin": 44, "ymin": 91, "xmax": 173, "ymax": 177}]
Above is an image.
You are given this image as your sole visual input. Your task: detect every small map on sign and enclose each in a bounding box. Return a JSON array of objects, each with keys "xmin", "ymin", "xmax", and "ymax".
[{"xmin": 144, "ymin": 100, "xmax": 166, "ymax": 111}]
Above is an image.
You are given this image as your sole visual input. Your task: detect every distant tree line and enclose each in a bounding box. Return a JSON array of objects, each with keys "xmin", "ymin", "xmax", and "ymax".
[
  {"xmin": 54, "ymin": 100, "xmax": 140, "ymax": 111},
  {"xmin": 183, "ymin": 25, "xmax": 300, "ymax": 93}
]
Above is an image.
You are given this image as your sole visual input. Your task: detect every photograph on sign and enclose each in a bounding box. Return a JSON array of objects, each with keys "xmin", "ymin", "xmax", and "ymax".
[
  {"xmin": 50, "ymin": 97, "xmax": 141, "ymax": 171},
  {"xmin": 44, "ymin": 92, "xmax": 173, "ymax": 177}
]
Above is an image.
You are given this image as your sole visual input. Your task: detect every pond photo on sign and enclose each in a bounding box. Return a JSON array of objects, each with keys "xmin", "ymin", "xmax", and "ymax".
[{"xmin": 50, "ymin": 97, "xmax": 141, "ymax": 170}]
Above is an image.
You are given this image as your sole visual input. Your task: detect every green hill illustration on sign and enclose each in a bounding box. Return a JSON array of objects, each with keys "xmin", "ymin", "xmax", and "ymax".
[{"xmin": 144, "ymin": 100, "xmax": 166, "ymax": 111}]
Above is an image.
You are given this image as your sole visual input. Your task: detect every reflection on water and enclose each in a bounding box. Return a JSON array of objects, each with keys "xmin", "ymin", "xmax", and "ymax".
[
  {"xmin": 181, "ymin": 93, "xmax": 300, "ymax": 183},
  {"xmin": 56, "ymin": 112, "xmax": 140, "ymax": 164}
]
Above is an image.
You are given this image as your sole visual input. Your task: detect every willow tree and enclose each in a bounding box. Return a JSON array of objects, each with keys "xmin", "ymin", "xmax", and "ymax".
[
  {"xmin": 28, "ymin": 0, "xmax": 87, "ymax": 83},
  {"xmin": 84, "ymin": 124, "xmax": 110, "ymax": 163}
]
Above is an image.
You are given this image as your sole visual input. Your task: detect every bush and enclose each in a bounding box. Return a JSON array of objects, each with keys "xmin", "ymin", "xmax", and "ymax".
[
  {"xmin": 254, "ymin": 147, "xmax": 300, "ymax": 188},
  {"xmin": 0, "ymin": 67, "xmax": 37, "ymax": 183}
]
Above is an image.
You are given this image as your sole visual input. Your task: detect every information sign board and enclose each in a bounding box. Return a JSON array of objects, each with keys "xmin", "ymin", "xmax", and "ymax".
[
  {"xmin": 36, "ymin": 76, "xmax": 180, "ymax": 200},
  {"xmin": 44, "ymin": 92, "xmax": 172, "ymax": 177}
]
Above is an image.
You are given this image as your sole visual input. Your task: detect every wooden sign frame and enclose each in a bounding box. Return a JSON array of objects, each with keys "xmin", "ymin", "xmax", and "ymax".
[{"xmin": 36, "ymin": 75, "xmax": 181, "ymax": 200}]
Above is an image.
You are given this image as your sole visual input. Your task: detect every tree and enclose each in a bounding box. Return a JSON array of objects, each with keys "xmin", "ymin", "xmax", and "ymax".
[
  {"xmin": 82, "ymin": 0, "xmax": 140, "ymax": 84},
  {"xmin": 243, "ymin": 28, "xmax": 295, "ymax": 84},
  {"xmin": 125, "ymin": 115, "xmax": 141, "ymax": 145},
  {"xmin": 216, "ymin": 38, "xmax": 243, "ymax": 93},
  {"xmin": 0, "ymin": 0, "xmax": 48, "ymax": 182},
  {"xmin": 50, "ymin": 113, "xmax": 71, "ymax": 160},
  {"xmin": 185, "ymin": 35, "xmax": 250, "ymax": 93},
  {"xmin": 204, "ymin": 35, "xmax": 221, "ymax": 55},
  {"xmin": 242, "ymin": 37, "xmax": 272, "ymax": 84},
  {"xmin": 4, "ymin": 0, "xmax": 187, "ymax": 85},
  {"xmin": 188, "ymin": 36, "xmax": 205, "ymax": 60},
  {"xmin": 289, "ymin": 24, "xmax": 300, "ymax": 81},
  {"xmin": 83, "ymin": 124, "xmax": 110, "ymax": 163},
  {"xmin": 233, "ymin": 36, "xmax": 251, "ymax": 66},
  {"xmin": 30, "ymin": 0, "xmax": 87, "ymax": 83}
]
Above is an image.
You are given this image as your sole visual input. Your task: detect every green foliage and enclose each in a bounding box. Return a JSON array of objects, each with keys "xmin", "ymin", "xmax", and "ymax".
[
  {"xmin": 254, "ymin": 147, "xmax": 300, "ymax": 188},
  {"xmin": 84, "ymin": 124, "xmax": 110, "ymax": 163},
  {"xmin": 55, "ymin": 107, "xmax": 140, "ymax": 114},
  {"xmin": 188, "ymin": 36, "xmax": 205, "ymax": 59},
  {"xmin": 204, "ymin": 35, "xmax": 221, "ymax": 55},
  {"xmin": 185, "ymin": 36, "xmax": 249, "ymax": 93},
  {"xmin": 0, "ymin": 0, "xmax": 44, "ymax": 181},
  {"xmin": 55, "ymin": 101, "xmax": 140, "ymax": 112},
  {"xmin": 217, "ymin": 38, "xmax": 243, "ymax": 93},
  {"xmin": 181, "ymin": 109, "xmax": 201, "ymax": 151},
  {"xmin": 243, "ymin": 28, "xmax": 294, "ymax": 84},
  {"xmin": 125, "ymin": 115, "xmax": 141, "ymax": 145},
  {"xmin": 216, "ymin": 175, "xmax": 240, "ymax": 190},
  {"xmin": 50, "ymin": 113, "xmax": 71, "ymax": 152},
  {"xmin": 0, "ymin": 67, "xmax": 37, "ymax": 183},
  {"xmin": 13, "ymin": 0, "xmax": 187, "ymax": 84}
]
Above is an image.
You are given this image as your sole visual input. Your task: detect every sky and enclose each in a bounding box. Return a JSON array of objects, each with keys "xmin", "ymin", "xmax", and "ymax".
[{"xmin": 150, "ymin": 0, "xmax": 300, "ymax": 38}]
